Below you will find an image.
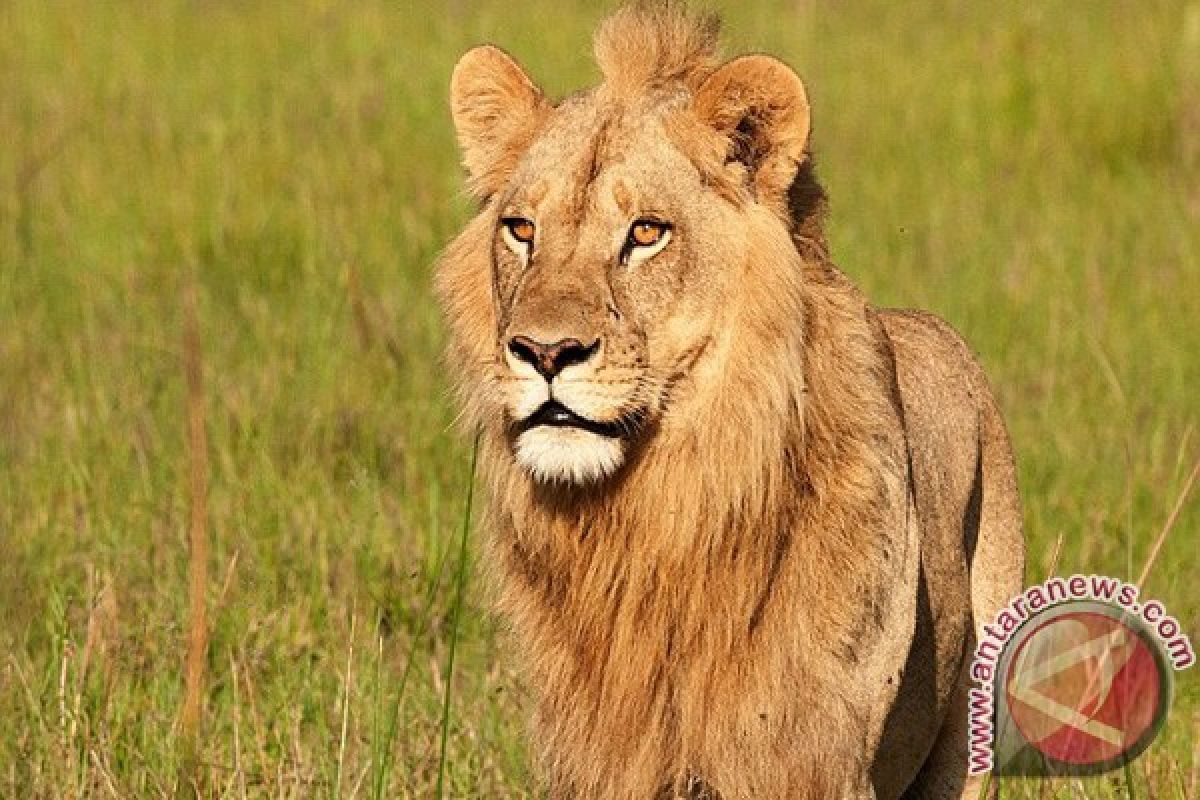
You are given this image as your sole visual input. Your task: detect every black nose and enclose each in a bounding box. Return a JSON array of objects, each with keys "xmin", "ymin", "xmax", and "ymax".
[{"xmin": 508, "ymin": 335, "xmax": 599, "ymax": 381}]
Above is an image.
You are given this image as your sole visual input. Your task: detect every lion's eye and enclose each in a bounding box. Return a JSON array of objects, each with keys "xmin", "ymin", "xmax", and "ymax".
[
  {"xmin": 630, "ymin": 220, "xmax": 666, "ymax": 247},
  {"xmin": 504, "ymin": 218, "xmax": 535, "ymax": 243},
  {"xmin": 623, "ymin": 219, "xmax": 672, "ymax": 265},
  {"xmin": 500, "ymin": 217, "xmax": 535, "ymax": 256}
]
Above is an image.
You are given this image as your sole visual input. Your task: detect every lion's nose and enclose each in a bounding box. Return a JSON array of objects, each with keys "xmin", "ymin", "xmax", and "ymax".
[{"xmin": 508, "ymin": 335, "xmax": 599, "ymax": 381}]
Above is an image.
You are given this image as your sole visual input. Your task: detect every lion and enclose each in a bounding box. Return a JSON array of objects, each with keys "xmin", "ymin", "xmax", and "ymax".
[{"xmin": 435, "ymin": 4, "xmax": 1025, "ymax": 798}]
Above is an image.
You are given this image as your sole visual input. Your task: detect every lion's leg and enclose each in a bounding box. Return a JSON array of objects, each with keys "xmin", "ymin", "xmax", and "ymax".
[
  {"xmin": 898, "ymin": 640, "xmax": 987, "ymax": 800},
  {"xmin": 903, "ymin": 398, "xmax": 1025, "ymax": 800}
]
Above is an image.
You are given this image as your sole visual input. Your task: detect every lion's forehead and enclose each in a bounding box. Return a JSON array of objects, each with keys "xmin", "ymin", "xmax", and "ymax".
[{"xmin": 513, "ymin": 98, "xmax": 701, "ymax": 220}]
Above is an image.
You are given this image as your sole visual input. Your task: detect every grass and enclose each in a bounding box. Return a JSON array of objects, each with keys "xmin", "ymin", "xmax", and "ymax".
[{"xmin": 0, "ymin": 0, "xmax": 1197, "ymax": 796}]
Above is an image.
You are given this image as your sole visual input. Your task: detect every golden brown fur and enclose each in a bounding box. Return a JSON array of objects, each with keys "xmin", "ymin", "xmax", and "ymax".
[{"xmin": 436, "ymin": 5, "xmax": 1025, "ymax": 798}]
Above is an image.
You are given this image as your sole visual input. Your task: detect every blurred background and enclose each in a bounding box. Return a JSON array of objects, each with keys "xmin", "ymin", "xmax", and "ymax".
[{"xmin": 1, "ymin": 1, "xmax": 1197, "ymax": 797}]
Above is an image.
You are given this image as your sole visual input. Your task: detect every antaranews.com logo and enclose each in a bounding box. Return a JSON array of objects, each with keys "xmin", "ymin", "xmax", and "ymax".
[{"xmin": 968, "ymin": 575, "xmax": 1194, "ymax": 777}]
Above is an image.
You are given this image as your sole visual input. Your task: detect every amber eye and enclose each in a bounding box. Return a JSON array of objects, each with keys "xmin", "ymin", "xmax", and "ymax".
[
  {"xmin": 629, "ymin": 220, "xmax": 667, "ymax": 247},
  {"xmin": 501, "ymin": 217, "xmax": 536, "ymax": 245},
  {"xmin": 622, "ymin": 219, "xmax": 672, "ymax": 266}
]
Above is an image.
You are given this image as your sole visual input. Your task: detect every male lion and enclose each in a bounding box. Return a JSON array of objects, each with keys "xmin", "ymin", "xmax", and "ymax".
[{"xmin": 435, "ymin": 5, "xmax": 1024, "ymax": 799}]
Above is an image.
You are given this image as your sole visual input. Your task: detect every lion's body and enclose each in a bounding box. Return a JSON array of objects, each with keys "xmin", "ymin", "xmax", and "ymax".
[{"xmin": 437, "ymin": 6, "xmax": 1024, "ymax": 798}]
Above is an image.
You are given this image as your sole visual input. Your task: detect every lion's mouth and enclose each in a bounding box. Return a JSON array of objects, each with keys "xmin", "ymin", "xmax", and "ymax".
[{"xmin": 515, "ymin": 400, "xmax": 627, "ymax": 438}]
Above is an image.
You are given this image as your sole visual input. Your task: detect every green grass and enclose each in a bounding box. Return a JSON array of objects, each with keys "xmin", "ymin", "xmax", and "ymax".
[{"xmin": 1, "ymin": 1, "xmax": 1197, "ymax": 797}]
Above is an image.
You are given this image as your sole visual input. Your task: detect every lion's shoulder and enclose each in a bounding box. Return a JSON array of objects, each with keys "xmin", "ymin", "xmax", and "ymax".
[{"xmin": 878, "ymin": 308, "xmax": 992, "ymax": 406}]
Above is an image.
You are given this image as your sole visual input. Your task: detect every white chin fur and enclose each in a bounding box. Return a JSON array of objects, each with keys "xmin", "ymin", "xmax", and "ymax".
[{"xmin": 514, "ymin": 427, "xmax": 625, "ymax": 484}]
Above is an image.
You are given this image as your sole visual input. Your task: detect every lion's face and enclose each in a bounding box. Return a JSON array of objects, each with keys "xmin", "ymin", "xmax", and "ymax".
[
  {"xmin": 442, "ymin": 41, "xmax": 811, "ymax": 485},
  {"xmin": 488, "ymin": 98, "xmax": 744, "ymax": 483}
]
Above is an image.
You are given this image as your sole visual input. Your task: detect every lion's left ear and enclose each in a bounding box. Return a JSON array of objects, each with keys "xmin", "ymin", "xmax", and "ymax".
[
  {"xmin": 450, "ymin": 45, "xmax": 548, "ymax": 199},
  {"xmin": 693, "ymin": 55, "xmax": 811, "ymax": 205}
]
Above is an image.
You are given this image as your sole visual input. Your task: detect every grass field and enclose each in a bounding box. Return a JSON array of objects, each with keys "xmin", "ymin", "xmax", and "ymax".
[{"xmin": 1, "ymin": 1, "xmax": 1198, "ymax": 797}]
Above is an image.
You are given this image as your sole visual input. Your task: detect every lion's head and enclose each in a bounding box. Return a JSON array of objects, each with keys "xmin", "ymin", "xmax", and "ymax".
[{"xmin": 437, "ymin": 4, "xmax": 819, "ymax": 486}]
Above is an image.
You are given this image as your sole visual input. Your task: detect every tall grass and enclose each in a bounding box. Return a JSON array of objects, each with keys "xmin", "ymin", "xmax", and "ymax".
[
  {"xmin": 0, "ymin": 1, "xmax": 1196, "ymax": 797},
  {"xmin": 436, "ymin": 433, "xmax": 480, "ymax": 800},
  {"xmin": 178, "ymin": 267, "xmax": 211, "ymax": 798}
]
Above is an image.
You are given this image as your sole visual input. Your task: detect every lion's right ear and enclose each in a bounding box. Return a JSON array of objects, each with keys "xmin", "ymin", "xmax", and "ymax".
[{"xmin": 450, "ymin": 46, "xmax": 547, "ymax": 199}]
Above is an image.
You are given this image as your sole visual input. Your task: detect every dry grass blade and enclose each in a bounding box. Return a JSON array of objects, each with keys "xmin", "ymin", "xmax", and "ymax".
[
  {"xmin": 336, "ymin": 612, "xmax": 357, "ymax": 799},
  {"xmin": 1136, "ymin": 457, "xmax": 1200, "ymax": 587},
  {"xmin": 178, "ymin": 269, "xmax": 211, "ymax": 799},
  {"xmin": 229, "ymin": 653, "xmax": 247, "ymax": 800},
  {"xmin": 1044, "ymin": 531, "xmax": 1065, "ymax": 581}
]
